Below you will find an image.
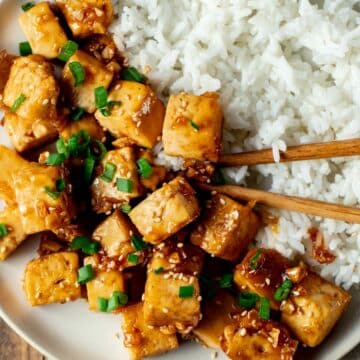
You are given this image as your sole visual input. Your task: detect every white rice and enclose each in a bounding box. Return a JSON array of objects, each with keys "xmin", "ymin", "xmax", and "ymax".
[{"xmin": 111, "ymin": 0, "xmax": 360, "ymax": 289}]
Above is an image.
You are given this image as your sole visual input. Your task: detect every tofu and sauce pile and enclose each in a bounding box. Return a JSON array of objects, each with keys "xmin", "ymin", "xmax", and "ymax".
[{"xmin": 0, "ymin": 1, "xmax": 351, "ymax": 359}]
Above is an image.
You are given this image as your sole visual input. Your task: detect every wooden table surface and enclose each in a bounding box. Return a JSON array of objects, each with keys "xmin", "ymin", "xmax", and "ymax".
[{"xmin": 1, "ymin": 317, "xmax": 360, "ymax": 360}]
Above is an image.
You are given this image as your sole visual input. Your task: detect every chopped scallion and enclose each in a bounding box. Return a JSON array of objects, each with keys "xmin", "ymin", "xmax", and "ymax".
[
  {"xmin": 131, "ymin": 235, "xmax": 147, "ymax": 251},
  {"xmin": 71, "ymin": 107, "xmax": 85, "ymax": 121},
  {"xmin": 97, "ymin": 297, "xmax": 108, "ymax": 312},
  {"xmin": 70, "ymin": 236, "xmax": 90, "ymax": 250},
  {"xmin": 274, "ymin": 279, "xmax": 293, "ymax": 302},
  {"xmin": 84, "ymin": 157, "xmax": 95, "ymax": 183},
  {"xmin": 19, "ymin": 41, "xmax": 32, "ymax": 56},
  {"xmin": 116, "ymin": 178, "xmax": 133, "ymax": 193},
  {"xmin": 189, "ymin": 119, "xmax": 200, "ymax": 132},
  {"xmin": 121, "ymin": 203, "xmax": 132, "ymax": 214},
  {"xmin": 137, "ymin": 158, "xmax": 153, "ymax": 179},
  {"xmin": 0, "ymin": 224, "xmax": 8, "ymax": 238},
  {"xmin": 94, "ymin": 86, "xmax": 108, "ymax": 109},
  {"xmin": 44, "ymin": 186, "xmax": 61, "ymax": 200},
  {"xmin": 238, "ymin": 292, "xmax": 259, "ymax": 309},
  {"xmin": 127, "ymin": 253, "xmax": 139, "ymax": 264},
  {"xmin": 91, "ymin": 140, "xmax": 107, "ymax": 160},
  {"xmin": 56, "ymin": 178, "xmax": 66, "ymax": 192},
  {"xmin": 77, "ymin": 264, "xmax": 94, "ymax": 284},
  {"xmin": 99, "ymin": 107, "xmax": 110, "ymax": 117},
  {"xmin": 154, "ymin": 267, "xmax": 164, "ymax": 274},
  {"xmin": 69, "ymin": 61, "xmax": 85, "ymax": 87},
  {"xmin": 56, "ymin": 138, "xmax": 69, "ymax": 158},
  {"xmin": 258, "ymin": 297, "xmax": 270, "ymax": 320},
  {"xmin": 219, "ymin": 274, "xmax": 233, "ymax": 288},
  {"xmin": 21, "ymin": 2, "xmax": 35, "ymax": 11},
  {"xmin": 82, "ymin": 241, "xmax": 101, "ymax": 255},
  {"xmin": 121, "ymin": 67, "xmax": 146, "ymax": 83},
  {"xmin": 179, "ymin": 285, "xmax": 195, "ymax": 298},
  {"xmin": 100, "ymin": 163, "xmax": 117, "ymax": 183},
  {"xmin": 249, "ymin": 249, "xmax": 262, "ymax": 270},
  {"xmin": 46, "ymin": 153, "xmax": 66, "ymax": 166},
  {"xmin": 107, "ymin": 291, "xmax": 128, "ymax": 312},
  {"xmin": 10, "ymin": 94, "xmax": 26, "ymax": 113},
  {"xmin": 58, "ymin": 40, "xmax": 78, "ymax": 62}
]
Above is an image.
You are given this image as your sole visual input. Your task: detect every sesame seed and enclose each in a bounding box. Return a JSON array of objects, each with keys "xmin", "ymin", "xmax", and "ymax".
[
  {"xmin": 265, "ymin": 278, "xmax": 270, "ymax": 285},
  {"xmin": 239, "ymin": 328, "xmax": 247, "ymax": 336},
  {"xmin": 42, "ymin": 99, "xmax": 49, "ymax": 105},
  {"xmin": 162, "ymin": 307, "xmax": 169, "ymax": 313}
]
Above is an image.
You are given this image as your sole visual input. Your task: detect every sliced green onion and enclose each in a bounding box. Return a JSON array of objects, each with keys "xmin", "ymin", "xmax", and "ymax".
[
  {"xmin": 58, "ymin": 40, "xmax": 78, "ymax": 62},
  {"xmin": 71, "ymin": 107, "xmax": 85, "ymax": 121},
  {"xmin": 19, "ymin": 41, "xmax": 32, "ymax": 56},
  {"xmin": 69, "ymin": 61, "xmax": 85, "ymax": 87},
  {"xmin": 131, "ymin": 235, "xmax": 147, "ymax": 251},
  {"xmin": 238, "ymin": 292, "xmax": 259, "ymax": 309},
  {"xmin": 107, "ymin": 100, "xmax": 121, "ymax": 108},
  {"xmin": 100, "ymin": 163, "xmax": 117, "ymax": 183},
  {"xmin": 179, "ymin": 285, "xmax": 195, "ymax": 298},
  {"xmin": 121, "ymin": 67, "xmax": 146, "ymax": 83},
  {"xmin": 91, "ymin": 140, "xmax": 107, "ymax": 160},
  {"xmin": 21, "ymin": 2, "xmax": 35, "ymax": 11},
  {"xmin": 46, "ymin": 153, "xmax": 66, "ymax": 166},
  {"xmin": 249, "ymin": 249, "xmax": 262, "ymax": 270},
  {"xmin": 154, "ymin": 267, "xmax": 164, "ymax": 274},
  {"xmin": 0, "ymin": 224, "xmax": 8, "ymax": 237},
  {"xmin": 219, "ymin": 274, "xmax": 233, "ymax": 288},
  {"xmin": 10, "ymin": 94, "xmax": 26, "ymax": 113},
  {"xmin": 95, "ymin": 86, "xmax": 108, "ymax": 109},
  {"xmin": 116, "ymin": 178, "xmax": 133, "ymax": 193},
  {"xmin": 82, "ymin": 241, "xmax": 101, "ymax": 255},
  {"xmin": 107, "ymin": 290, "xmax": 128, "ymax": 312},
  {"xmin": 56, "ymin": 138, "xmax": 69, "ymax": 158},
  {"xmin": 99, "ymin": 107, "xmax": 110, "ymax": 117},
  {"xmin": 137, "ymin": 158, "xmax": 153, "ymax": 179},
  {"xmin": 84, "ymin": 157, "xmax": 95, "ymax": 183},
  {"xmin": 77, "ymin": 264, "xmax": 94, "ymax": 284},
  {"xmin": 127, "ymin": 253, "xmax": 139, "ymax": 264},
  {"xmin": 189, "ymin": 120, "xmax": 200, "ymax": 132},
  {"xmin": 259, "ymin": 297, "xmax": 270, "ymax": 320},
  {"xmin": 121, "ymin": 203, "xmax": 132, "ymax": 214},
  {"xmin": 70, "ymin": 236, "xmax": 90, "ymax": 250},
  {"xmin": 274, "ymin": 279, "xmax": 293, "ymax": 302},
  {"xmin": 97, "ymin": 297, "xmax": 108, "ymax": 312},
  {"xmin": 56, "ymin": 178, "xmax": 66, "ymax": 192},
  {"xmin": 44, "ymin": 186, "xmax": 61, "ymax": 200}
]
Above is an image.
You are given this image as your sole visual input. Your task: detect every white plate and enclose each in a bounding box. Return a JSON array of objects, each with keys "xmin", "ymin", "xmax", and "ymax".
[{"xmin": 0, "ymin": 1, "xmax": 359, "ymax": 359}]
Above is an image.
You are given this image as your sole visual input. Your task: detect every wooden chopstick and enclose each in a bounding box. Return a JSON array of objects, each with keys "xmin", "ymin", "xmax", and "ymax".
[
  {"xmin": 219, "ymin": 138, "xmax": 360, "ymax": 166},
  {"xmin": 198, "ymin": 183, "xmax": 360, "ymax": 223}
]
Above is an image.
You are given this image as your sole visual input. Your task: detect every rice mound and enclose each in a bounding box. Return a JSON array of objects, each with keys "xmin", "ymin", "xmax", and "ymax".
[{"xmin": 112, "ymin": 0, "xmax": 360, "ymax": 289}]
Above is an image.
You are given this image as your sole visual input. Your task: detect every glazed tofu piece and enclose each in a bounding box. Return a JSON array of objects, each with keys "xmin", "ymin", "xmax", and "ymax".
[
  {"xmin": 12, "ymin": 161, "xmax": 75, "ymax": 236},
  {"xmin": 2, "ymin": 55, "xmax": 58, "ymax": 152},
  {"xmin": 19, "ymin": 2, "xmax": 68, "ymax": 59},
  {"xmin": 129, "ymin": 177, "xmax": 200, "ymax": 244},
  {"xmin": 281, "ymin": 271, "xmax": 351, "ymax": 347},
  {"xmin": 56, "ymin": 0, "xmax": 114, "ymax": 38},
  {"xmin": 193, "ymin": 291, "xmax": 239, "ymax": 349},
  {"xmin": 0, "ymin": 50, "xmax": 16, "ymax": 95},
  {"xmin": 234, "ymin": 248, "xmax": 291, "ymax": 311},
  {"xmin": 163, "ymin": 92, "xmax": 223, "ymax": 162},
  {"xmin": 62, "ymin": 50, "xmax": 113, "ymax": 113},
  {"xmin": 60, "ymin": 114, "xmax": 105, "ymax": 142},
  {"xmin": 91, "ymin": 147, "xmax": 143, "ymax": 213},
  {"xmin": 95, "ymin": 80, "xmax": 165, "ymax": 148},
  {"xmin": 221, "ymin": 309, "xmax": 298, "ymax": 360},
  {"xmin": 143, "ymin": 242, "xmax": 204, "ymax": 333},
  {"xmin": 191, "ymin": 194, "xmax": 259, "ymax": 262},
  {"xmin": 122, "ymin": 302, "xmax": 179, "ymax": 360},
  {"xmin": 24, "ymin": 252, "xmax": 81, "ymax": 306},
  {"xmin": 92, "ymin": 210, "xmax": 136, "ymax": 258},
  {"xmin": 84, "ymin": 255, "xmax": 126, "ymax": 312},
  {"xmin": 0, "ymin": 205, "xmax": 26, "ymax": 261}
]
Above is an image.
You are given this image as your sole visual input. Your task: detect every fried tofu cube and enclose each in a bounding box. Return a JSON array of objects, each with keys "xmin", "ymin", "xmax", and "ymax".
[
  {"xmin": 95, "ymin": 80, "xmax": 165, "ymax": 148},
  {"xmin": 56, "ymin": 0, "xmax": 114, "ymax": 38},
  {"xmin": 144, "ymin": 243, "xmax": 204, "ymax": 333},
  {"xmin": 281, "ymin": 271, "xmax": 351, "ymax": 347},
  {"xmin": 122, "ymin": 302, "xmax": 179, "ymax": 360},
  {"xmin": 60, "ymin": 114, "xmax": 105, "ymax": 141},
  {"xmin": 163, "ymin": 92, "xmax": 223, "ymax": 162},
  {"xmin": 92, "ymin": 210, "xmax": 135, "ymax": 258},
  {"xmin": 234, "ymin": 248, "xmax": 291, "ymax": 311},
  {"xmin": 0, "ymin": 50, "xmax": 16, "ymax": 95},
  {"xmin": 0, "ymin": 205, "xmax": 26, "ymax": 261},
  {"xmin": 12, "ymin": 162, "xmax": 75, "ymax": 236},
  {"xmin": 62, "ymin": 50, "xmax": 113, "ymax": 113},
  {"xmin": 2, "ymin": 55, "xmax": 58, "ymax": 152},
  {"xmin": 191, "ymin": 194, "xmax": 259, "ymax": 262},
  {"xmin": 221, "ymin": 309, "xmax": 298, "ymax": 360},
  {"xmin": 19, "ymin": 2, "xmax": 68, "ymax": 59},
  {"xmin": 129, "ymin": 177, "xmax": 200, "ymax": 244},
  {"xmin": 24, "ymin": 252, "xmax": 81, "ymax": 306},
  {"xmin": 84, "ymin": 255, "xmax": 126, "ymax": 312},
  {"xmin": 193, "ymin": 291, "xmax": 239, "ymax": 349},
  {"xmin": 91, "ymin": 147, "xmax": 143, "ymax": 213}
]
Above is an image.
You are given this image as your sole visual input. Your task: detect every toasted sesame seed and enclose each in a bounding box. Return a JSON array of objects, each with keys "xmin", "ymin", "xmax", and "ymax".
[
  {"xmin": 162, "ymin": 307, "xmax": 169, "ymax": 313},
  {"xmin": 239, "ymin": 328, "xmax": 247, "ymax": 336}
]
